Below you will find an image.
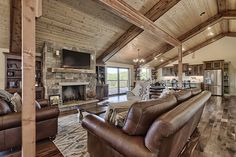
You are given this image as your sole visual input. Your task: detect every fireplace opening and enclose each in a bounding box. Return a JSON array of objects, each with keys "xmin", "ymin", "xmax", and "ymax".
[{"xmin": 62, "ymin": 85, "xmax": 86, "ymax": 104}]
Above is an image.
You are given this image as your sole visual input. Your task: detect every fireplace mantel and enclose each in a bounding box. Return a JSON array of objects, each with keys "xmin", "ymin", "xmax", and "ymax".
[{"xmin": 59, "ymin": 82, "xmax": 90, "ymax": 86}]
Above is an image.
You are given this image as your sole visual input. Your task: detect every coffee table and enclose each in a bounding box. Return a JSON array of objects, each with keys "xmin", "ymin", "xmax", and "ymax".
[{"xmin": 77, "ymin": 102, "xmax": 109, "ymax": 120}]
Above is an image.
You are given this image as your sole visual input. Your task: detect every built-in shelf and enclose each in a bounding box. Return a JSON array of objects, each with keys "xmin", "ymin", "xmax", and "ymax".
[{"xmin": 47, "ymin": 68, "xmax": 95, "ymax": 73}]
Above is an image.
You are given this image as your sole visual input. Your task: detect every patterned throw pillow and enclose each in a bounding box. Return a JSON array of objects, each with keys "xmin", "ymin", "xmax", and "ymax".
[
  {"xmin": 0, "ymin": 89, "xmax": 13, "ymax": 103},
  {"xmin": 10, "ymin": 93, "xmax": 22, "ymax": 112}
]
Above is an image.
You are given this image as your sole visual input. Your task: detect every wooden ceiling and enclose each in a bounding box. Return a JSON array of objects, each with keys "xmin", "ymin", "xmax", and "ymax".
[
  {"xmin": 33, "ymin": 0, "xmax": 236, "ymax": 66},
  {"xmin": 92, "ymin": 0, "xmax": 236, "ymax": 67}
]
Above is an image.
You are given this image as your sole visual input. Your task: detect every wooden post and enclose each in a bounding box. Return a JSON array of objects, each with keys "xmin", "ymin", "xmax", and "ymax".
[
  {"xmin": 178, "ymin": 45, "xmax": 183, "ymax": 88},
  {"xmin": 22, "ymin": 0, "xmax": 36, "ymax": 156}
]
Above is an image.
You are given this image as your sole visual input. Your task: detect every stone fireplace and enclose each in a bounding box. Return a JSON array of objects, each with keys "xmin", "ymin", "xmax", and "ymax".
[
  {"xmin": 60, "ymin": 82, "xmax": 89, "ymax": 104},
  {"xmin": 42, "ymin": 42, "xmax": 97, "ymax": 107}
]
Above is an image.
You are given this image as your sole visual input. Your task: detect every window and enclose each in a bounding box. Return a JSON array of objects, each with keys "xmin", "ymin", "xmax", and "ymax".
[
  {"xmin": 140, "ymin": 68, "xmax": 151, "ymax": 81},
  {"xmin": 106, "ymin": 67, "xmax": 130, "ymax": 95}
]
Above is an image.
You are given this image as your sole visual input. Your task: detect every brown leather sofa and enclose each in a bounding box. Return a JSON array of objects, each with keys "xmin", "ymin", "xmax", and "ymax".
[
  {"xmin": 82, "ymin": 89, "xmax": 211, "ymax": 157},
  {"xmin": 0, "ymin": 99, "xmax": 59, "ymax": 152}
]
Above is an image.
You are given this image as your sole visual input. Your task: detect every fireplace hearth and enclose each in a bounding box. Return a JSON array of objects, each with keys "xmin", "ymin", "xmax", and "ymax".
[{"xmin": 62, "ymin": 85, "xmax": 86, "ymax": 104}]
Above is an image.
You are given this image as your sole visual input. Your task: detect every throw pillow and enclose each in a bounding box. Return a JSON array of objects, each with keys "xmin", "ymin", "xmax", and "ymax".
[
  {"xmin": 132, "ymin": 84, "xmax": 142, "ymax": 96},
  {"xmin": 0, "ymin": 89, "xmax": 13, "ymax": 103},
  {"xmin": 10, "ymin": 93, "xmax": 22, "ymax": 112}
]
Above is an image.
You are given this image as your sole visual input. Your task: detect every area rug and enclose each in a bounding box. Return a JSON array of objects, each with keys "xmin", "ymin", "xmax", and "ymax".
[{"xmin": 53, "ymin": 113, "xmax": 90, "ymax": 157}]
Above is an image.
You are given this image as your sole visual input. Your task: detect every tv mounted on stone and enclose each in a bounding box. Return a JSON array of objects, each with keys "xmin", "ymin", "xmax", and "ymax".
[{"xmin": 62, "ymin": 49, "xmax": 91, "ymax": 69}]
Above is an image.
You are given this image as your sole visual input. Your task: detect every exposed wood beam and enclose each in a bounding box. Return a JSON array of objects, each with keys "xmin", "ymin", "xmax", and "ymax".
[
  {"xmin": 96, "ymin": 0, "xmax": 181, "ymax": 64},
  {"xmin": 96, "ymin": 0, "xmax": 181, "ymax": 45},
  {"xmin": 22, "ymin": 0, "xmax": 36, "ymax": 156},
  {"xmin": 155, "ymin": 33, "xmax": 226, "ymax": 69},
  {"xmin": 36, "ymin": 0, "xmax": 42, "ymax": 17},
  {"xmin": 217, "ymin": 0, "xmax": 228, "ymax": 13},
  {"xmin": 178, "ymin": 45, "xmax": 183, "ymax": 87},
  {"xmin": 178, "ymin": 14, "xmax": 223, "ymax": 42},
  {"xmin": 226, "ymin": 32, "xmax": 236, "ymax": 37},
  {"xmin": 220, "ymin": 19, "xmax": 229, "ymax": 33},
  {"xmin": 145, "ymin": 11, "xmax": 236, "ymax": 64}
]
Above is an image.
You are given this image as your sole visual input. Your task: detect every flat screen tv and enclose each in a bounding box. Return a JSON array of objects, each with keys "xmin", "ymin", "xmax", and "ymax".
[{"xmin": 62, "ymin": 49, "xmax": 91, "ymax": 69}]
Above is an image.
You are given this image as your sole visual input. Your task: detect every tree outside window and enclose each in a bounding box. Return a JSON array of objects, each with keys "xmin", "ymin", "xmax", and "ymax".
[{"xmin": 140, "ymin": 68, "xmax": 151, "ymax": 81}]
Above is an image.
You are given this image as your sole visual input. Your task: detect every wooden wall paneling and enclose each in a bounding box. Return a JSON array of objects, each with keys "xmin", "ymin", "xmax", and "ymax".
[
  {"xmin": 0, "ymin": 0, "xmax": 10, "ymax": 49},
  {"xmin": 96, "ymin": 0, "xmax": 181, "ymax": 64},
  {"xmin": 10, "ymin": 0, "xmax": 22, "ymax": 54},
  {"xmin": 156, "ymin": 33, "xmax": 226, "ymax": 69},
  {"xmin": 22, "ymin": 0, "xmax": 36, "ymax": 156},
  {"xmin": 36, "ymin": 0, "xmax": 131, "ymax": 57}
]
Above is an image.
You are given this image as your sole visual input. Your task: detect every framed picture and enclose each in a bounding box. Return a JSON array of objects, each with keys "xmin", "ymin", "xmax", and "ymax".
[{"xmin": 49, "ymin": 95, "xmax": 61, "ymax": 106}]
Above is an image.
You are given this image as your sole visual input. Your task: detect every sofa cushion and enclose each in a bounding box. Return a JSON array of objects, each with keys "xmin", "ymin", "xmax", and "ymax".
[
  {"xmin": 122, "ymin": 95, "xmax": 177, "ymax": 136},
  {"xmin": 0, "ymin": 99, "xmax": 12, "ymax": 115},
  {"xmin": 174, "ymin": 90, "xmax": 192, "ymax": 103}
]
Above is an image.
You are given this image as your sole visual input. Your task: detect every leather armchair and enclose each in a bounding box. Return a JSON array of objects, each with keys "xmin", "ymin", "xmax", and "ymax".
[{"xmin": 0, "ymin": 99, "xmax": 59, "ymax": 152}]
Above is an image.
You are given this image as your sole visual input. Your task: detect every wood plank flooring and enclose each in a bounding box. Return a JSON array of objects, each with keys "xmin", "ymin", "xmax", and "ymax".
[{"xmin": 0, "ymin": 140, "xmax": 63, "ymax": 157}]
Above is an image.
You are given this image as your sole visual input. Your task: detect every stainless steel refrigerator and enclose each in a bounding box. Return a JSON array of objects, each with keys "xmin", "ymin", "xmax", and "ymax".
[{"xmin": 204, "ymin": 70, "xmax": 223, "ymax": 96}]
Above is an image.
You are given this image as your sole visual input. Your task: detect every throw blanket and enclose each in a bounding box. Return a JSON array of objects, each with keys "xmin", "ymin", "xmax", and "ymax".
[{"xmin": 104, "ymin": 100, "xmax": 138, "ymax": 127}]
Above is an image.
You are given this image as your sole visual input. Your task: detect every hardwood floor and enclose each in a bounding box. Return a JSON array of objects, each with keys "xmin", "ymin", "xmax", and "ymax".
[{"xmin": 0, "ymin": 140, "xmax": 63, "ymax": 157}]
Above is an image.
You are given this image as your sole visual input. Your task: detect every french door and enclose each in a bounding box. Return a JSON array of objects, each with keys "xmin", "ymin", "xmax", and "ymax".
[{"xmin": 106, "ymin": 67, "xmax": 130, "ymax": 95}]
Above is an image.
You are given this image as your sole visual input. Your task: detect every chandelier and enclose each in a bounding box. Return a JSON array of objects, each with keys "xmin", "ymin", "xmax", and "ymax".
[{"xmin": 133, "ymin": 48, "xmax": 145, "ymax": 64}]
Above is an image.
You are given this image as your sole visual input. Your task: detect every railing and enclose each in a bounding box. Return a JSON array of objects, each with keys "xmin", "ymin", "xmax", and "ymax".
[{"xmin": 107, "ymin": 80, "xmax": 129, "ymax": 95}]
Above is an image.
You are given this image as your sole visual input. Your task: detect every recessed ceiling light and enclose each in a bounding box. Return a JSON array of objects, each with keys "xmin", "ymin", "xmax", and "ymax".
[
  {"xmin": 182, "ymin": 47, "xmax": 185, "ymax": 51},
  {"xmin": 208, "ymin": 32, "xmax": 214, "ymax": 36},
  {"xmin": 154, "ymin": 57, "xmax": 157, "ymax": 60},
  {"xmin": 160, "ymin": 59, "xmax": 164, "ymax": 62},
  {"xmin": 207, "ymin": 27, "xmax": 211, "ymax": 30}
]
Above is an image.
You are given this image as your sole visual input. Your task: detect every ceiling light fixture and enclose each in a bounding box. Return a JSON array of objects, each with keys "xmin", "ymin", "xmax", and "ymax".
[
  {"xmin": 207, "ymin": 27, "xmax": 211, "ymax": 30},
  {"xmin": 160, "ymin": 58, "xmax": 164, "ymax": 62},
  {"xmin": 208, "ymin": 32, "xmax": 214, "ymax": 36},
  {"xmin": 133, "ymin": 48, "xmax": 145, "ymax": 64}
]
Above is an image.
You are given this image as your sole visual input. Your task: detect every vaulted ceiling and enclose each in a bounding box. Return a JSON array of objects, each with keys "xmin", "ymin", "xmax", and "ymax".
[
  {"xmin": 32, "ymin": 0, "xmax": 236, "ymax": 68},
  {"xmin": 92, "ymin": 0, "xmax": 236, "ymax": 68}
]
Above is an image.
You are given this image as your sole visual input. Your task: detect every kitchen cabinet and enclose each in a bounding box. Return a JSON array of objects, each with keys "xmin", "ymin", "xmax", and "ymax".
[
  {"xmin": 204, "ymin": 60, "xmax": 224, "ymax": 70},
  {"xmin": 162, "ymin": 67, "xmax": 175, "ymax": 76},
  {"xmin": 187, "ymin": 64, "xmax": 203, "ymax": 76}
]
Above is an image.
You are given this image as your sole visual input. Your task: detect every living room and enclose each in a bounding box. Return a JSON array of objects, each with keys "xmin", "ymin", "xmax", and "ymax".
[{"xmin": 0, "ymin": 0, "xmax": 236, "ymax": 157}]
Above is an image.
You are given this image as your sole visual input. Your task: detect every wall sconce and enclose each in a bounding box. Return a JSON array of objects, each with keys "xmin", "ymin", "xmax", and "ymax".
[{"xmin": 55, "ymin": 50, "xmax": 60, "ymax": 56}]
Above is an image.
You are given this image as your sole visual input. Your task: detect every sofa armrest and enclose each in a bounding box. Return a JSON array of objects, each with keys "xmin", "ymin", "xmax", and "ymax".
[
  {"xmin": 0, "ymin": 112, "xmax": 21, "ymax": 131},
  {"xmin": 0, "ymin": 106, "xmax": 59, "ymax": 131},
  {"xmin": 37, "ymin": 99, "xmax": 49, "ymax": 108},
  {"xmin": 82, "ymin": 114, "xmax": 154, "ymax": 157},
  {"xmin": 36, "ymin": 106, "xmax": 60, "ymax": 122}
]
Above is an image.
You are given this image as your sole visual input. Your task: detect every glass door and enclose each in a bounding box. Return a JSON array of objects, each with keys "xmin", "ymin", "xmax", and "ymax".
[
  {"xmin": 107, "ymin": 67, "xmax": 130, "ymax": 95},
  {"xmin": 119, "ymin": 68, "xmax": 129, "ymax": 94},
  {"xmin": 107, "ymin": 67, "xmax": 119, "ymax": 95}
]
